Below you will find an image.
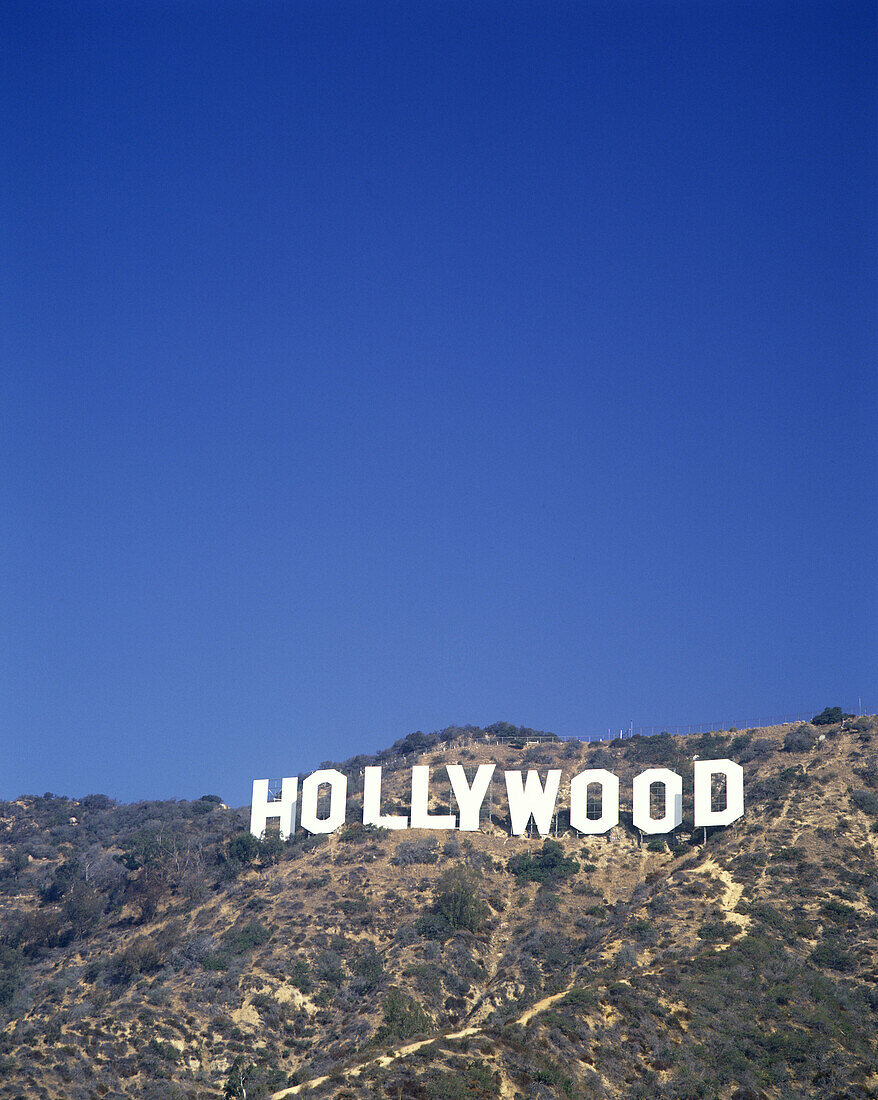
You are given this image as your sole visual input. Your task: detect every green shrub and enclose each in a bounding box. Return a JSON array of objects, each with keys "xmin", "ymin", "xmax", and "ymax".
[
  {"xmin": 434, "ymin": 868, "xmax": 489, "ymax": 932},
  {"xmin": 108, "ymin": 938, "xmax": 163, "ymax": 985},
  {"xmin": 821, "ymin": 898, "xmax": 858, "ymax": 927},
  {"xmin": 374, "ymin": 988, "xmax": 432, "ymax": 1044},
  {"xmin": 314, "ymin": 949, "xmax": 345, "ymax": 985},
  {"xmin": 426, "ymin": 1062, "xmax": 500, "ymax": 1098},
  {"xmin": 693, "ymin": 732, "xmax": 729, "ymax": 756},
  {"xmin": 339, "ymin": 896, "xmax": 368, "ymax": 915},
  {"xmin": 392, "ymin": 840, "xmax": 438, "ymax": 865},
  {"xmin": 812, "ymin": 707, "xmax": 853, "ymax": 726},
  {"xmin": 414, "ymin": 913, "xmax": 453, "ymax": 941},
  {"xmin": 147, "ymin": 1037, "xmax": 180, "ymax": 1062},
  {"xmin": 747, "ymin": 902, "xmax": 784, "ymax": 930},
  {"xmin": 532, "ymin": 1059, "xmax": 575, "ymax": 1095},
  {"xmin": 338, "ymin": 822, "xmax": 386, "ymax": 844},
  {"xmin": 257, "ymin": 834, "xmax": 285, "ymax": 865},
  {"xmin": 697, "ymin": 919, "xmax": 736, "ymax": 942},
  {"xmin": 201, "ymin": 952, "xmax": 229, "ymax": 971},
  {"xmin": 563, "ymin": 986, "xmax": 597, "ymax": 1008},
  {"xmin": 624, "ymin": 732, "xmax": 681, "ymax": 766},
  {"xmin": 851, "ymin": 790, "xmax": 878, "ymax": 816},
  {"xmin": 227, "ymin": 833, "xmax": 260, "ymax": 865},
  {"xmin": 810, "ymin": 937, "xmax": 855, "ymax": 972},
  {"xmin": 783, "ymin": 726, "xmax": 815, "ymax": 753},
  {"xmin": 352, "ymin": 949, "xmax": 384, "ymax": 991},
  {"xmin": 507, "ymin": 840, "xmax": 580, "ymax": 884},
  {"xmin": 223, "ymin": 920, "xmax": 270, "ymax": 954},
  {"xmin": 0, "ymin": 945, "xmax": 24, "ymax": 1007},
  {"xmin": 290, "ymin": 956, "xmax": 312, "ymax": 991}
]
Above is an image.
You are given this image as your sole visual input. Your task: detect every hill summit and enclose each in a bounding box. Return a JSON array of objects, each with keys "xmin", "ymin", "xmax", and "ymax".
[{"xmin": 2, "ymin": 715, "xmax": 877, "ymax": 1099}]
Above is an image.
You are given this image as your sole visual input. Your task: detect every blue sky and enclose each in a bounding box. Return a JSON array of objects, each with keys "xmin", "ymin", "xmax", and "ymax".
[{"xmin": 2, "ymin": 1, "xmax": 875, "ymax": 806}]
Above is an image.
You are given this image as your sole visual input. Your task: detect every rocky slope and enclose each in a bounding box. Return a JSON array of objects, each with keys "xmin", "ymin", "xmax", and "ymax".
[{"xmin": 1, "ymin": 715, "xmax": 877, "ymax": 1099}]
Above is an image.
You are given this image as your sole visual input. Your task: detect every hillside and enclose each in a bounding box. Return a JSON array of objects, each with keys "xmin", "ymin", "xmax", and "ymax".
[{"xmin": 2, "ymin": 715, "xmax": 877, "ymax": 1099}]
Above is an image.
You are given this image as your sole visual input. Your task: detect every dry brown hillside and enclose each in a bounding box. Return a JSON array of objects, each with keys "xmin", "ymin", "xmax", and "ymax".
[{"xmin": 1, "ymin": 715, "xmax": 877, "ymax": 1099}]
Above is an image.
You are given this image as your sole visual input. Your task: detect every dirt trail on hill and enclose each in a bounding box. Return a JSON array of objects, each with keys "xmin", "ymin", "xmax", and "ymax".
[
  {"xmin": 515, "ymin": 988, "xmax": 570, "ymax": 1026},
  {"xmin": 271, "ymin": 1027, "xmax": 481, "ymax": 1098},
  {"xmin": 272, "ymin": 976, "xmax": 594, "ymax": 1099},
  {"xmin": 693, "ymin": 856, "xmax": 750, "ymax": 939},
  {"xmin": 271, "ymin": 982, "xmax": 592, "ymax": 1100}
]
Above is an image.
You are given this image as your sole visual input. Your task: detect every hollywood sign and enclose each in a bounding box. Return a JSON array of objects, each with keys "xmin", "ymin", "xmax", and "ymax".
[{"xmin": 250, "ymin": 760, "xmax": 743, "ymax": 839}]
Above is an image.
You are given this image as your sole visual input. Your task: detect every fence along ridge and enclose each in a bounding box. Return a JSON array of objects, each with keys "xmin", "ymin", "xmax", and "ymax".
[{"xmin": 482, "ymin": 704, "xmax": 866, "ymax": 745}]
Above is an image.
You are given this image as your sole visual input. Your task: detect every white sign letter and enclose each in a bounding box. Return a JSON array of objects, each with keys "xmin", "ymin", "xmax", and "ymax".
[
  {"xmin": 250, "ymin": 778, "xmax": 298, "ymax": 840},
  {"xmin": 569, "ymin": 769, "xmax": 619, "ymax": 834},
  {"xmin": 300, "ymin": 769, "xmax": 347, "ymax": 834},
  {"xmin": 694, "ymin": 759, "xmax": 744, "ymax": 826},
  {"xmin": 363, "ymin": 766, "xmax": 408, "ymax": 830},
  {"xmin": 504, "ymin": 770, "xmax": 561, "ymax": 836},
  {"xmin": 446, "ymin": 764, "xmax": 495, "ymax": 831},
  {"xmin": 410, "ymin": 765, "xmax": 456, "ymax": 829},
  {"xmin": 632, "ymin": 768, "xmax": 682, "ymax": 833}
]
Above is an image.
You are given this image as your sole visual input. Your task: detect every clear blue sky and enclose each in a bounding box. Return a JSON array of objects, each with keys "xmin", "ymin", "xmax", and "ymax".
[{"xmin": 2, "ymin": 1, "xmax": 875, "ymax": 806}]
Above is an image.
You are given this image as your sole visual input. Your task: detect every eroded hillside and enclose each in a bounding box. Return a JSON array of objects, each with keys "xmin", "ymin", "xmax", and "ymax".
[{"xmin": 2, "ymin": 716, "xmax": 877, "ymax": 1099}]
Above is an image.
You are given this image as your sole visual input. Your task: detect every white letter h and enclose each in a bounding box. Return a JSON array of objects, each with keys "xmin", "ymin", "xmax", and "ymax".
[{"xmin": 250, "ymin": 777, "xmax": 298, "ymax": 840}]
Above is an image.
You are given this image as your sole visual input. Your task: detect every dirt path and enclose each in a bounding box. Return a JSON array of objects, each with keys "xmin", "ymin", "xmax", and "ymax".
[
  {"xmin": 271, "ymin": 981, "xmax": 591, "ymax": 1100},
  {"xmin": 693, "ymin": 856, "xmax": 750, "ymax": 939},
  {"xmin": 271, "ymin": 968, "xmax": 595, "ymax": 1100},
  {"xmin": 515, "ymin": 988, "xmax": 571, "ymax": 1026},
  {"xmin": 271, "ymin": 1027, "xmax": 481, "ymax": 1098}
]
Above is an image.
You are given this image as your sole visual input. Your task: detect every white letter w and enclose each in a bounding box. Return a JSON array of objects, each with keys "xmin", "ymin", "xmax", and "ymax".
[{"xmin": 504, "ymin": 770, "xmax": 561, "ymax": 836}]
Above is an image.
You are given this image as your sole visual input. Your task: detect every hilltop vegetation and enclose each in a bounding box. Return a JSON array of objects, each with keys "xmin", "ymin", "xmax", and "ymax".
[{"xmin": 1, "ymin": 715, "xmax": 877, "ymax": 1098}]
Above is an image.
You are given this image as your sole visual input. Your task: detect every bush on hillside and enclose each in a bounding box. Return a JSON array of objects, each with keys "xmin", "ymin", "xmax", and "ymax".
[
  {"xmin": 693, "ymin": 731, "xmax": 730, "ymax": 756},
  {"xmin": 351, "ymin": 948, "xmax": 384, "ymax": 991},
  {"xmin": 374, "ymin": 988, "xmax": 432, "ymax": 1044},
  {"xmin": 812, "ymin": 707, "xmax": 854, "ymax": 726},
  {"xmin": 851, "ymin": 790, "xmax": 878, "ymax": 816},
  {"xmin": 508, "ymin": 840, "xmax": 580, "ymax": 885},
  {"xmin": 625, "ymin": 731, "xmax": 679, "ymax": 765},
  {"xmin": 227, "ymin": 833, "xmax": 260, "ymax": 865},
  {"xmin": 222, "ymin": 920, "xmax": 270, "ymax": 955},
  {"xmin": 425, "ymin": 1063, "xmax": 500, "ymax": 1099},
  {"xmin": 393, "ymin": 731, "xmax": 439, "ymax": 755},
  {"xmin": 783, "ymin": 726, "xmax": 815, "ymax": 753},
  {"xmin": 0, "ymin": 945, "xmax": 24, "ymax": 1008},
  {"xmin": 484, "ymin": 721, "xmax": 559, "ymax": 742},
  {"xmin": 414, "ymin": 912, "xmax": 453, "ymax": 941},
  {"xmin": 286, "ymin": 955, "xmax": 312, "ymax": 992},
  {"xmin": 810, "ymin": 936, "xmax": 855, "ymax": 972},
  {"xmin": 392, "ymin": 840, "xmax": 438, "ymax": 866},
  {"xmin": 434, "ymin": 868, "xmax": 489, "ymax": 933},
  {"xmin": 738, "ymin": 738, "xmax": 774, "ymax": 763},
  {"xmin": 108, "ymin": 937, "xmax": 163, "ymax": 985},
  {"xmin": 314, "ymin": 949, "xmax": 345, "ymax": 985},
  {"xmin": 697, "ymin": 918, "xmax": 736, "ymax": 942}
]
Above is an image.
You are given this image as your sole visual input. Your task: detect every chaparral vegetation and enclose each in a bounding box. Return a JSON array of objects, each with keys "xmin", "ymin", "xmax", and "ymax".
[{"xmin": 1, "ymin": 712, "xmax": 877, "ymax": 1098}]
